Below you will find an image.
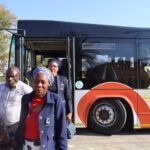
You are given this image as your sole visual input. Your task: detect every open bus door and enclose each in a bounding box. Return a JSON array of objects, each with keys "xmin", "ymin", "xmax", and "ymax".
[
  {"xmin": 25, "ymin": 37, "xmax": 72, "ymax": 82},
  {"xmin": 7, "ymin": 29, "xmax": 25, "ymax": 80}
]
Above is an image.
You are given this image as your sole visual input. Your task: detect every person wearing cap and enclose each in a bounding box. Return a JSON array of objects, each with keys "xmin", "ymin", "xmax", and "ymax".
[
  {"xmin": 47, "ymin": 58, "xmax": 73, "ymax": 121},
  {"xmin": 15, "ymin": 66, "xmax": 67, "ymax": 150}
]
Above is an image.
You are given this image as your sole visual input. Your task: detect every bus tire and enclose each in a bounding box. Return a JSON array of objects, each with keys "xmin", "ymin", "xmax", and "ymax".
[{"xmin": 88, "ymin": 98, "xmax": 127, "ymax": 135}]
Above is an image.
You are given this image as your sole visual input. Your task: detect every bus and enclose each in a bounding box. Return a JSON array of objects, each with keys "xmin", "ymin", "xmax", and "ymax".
[{"xmin": 7, "ymin": 20, "xmax": 150, "ymax": 134}]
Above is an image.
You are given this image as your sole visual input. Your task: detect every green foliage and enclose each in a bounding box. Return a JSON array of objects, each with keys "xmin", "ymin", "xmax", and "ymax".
[
  {"xmin": 0, "ymin": 76, "xmax": 5, "ymax": 82},
  {"xmin": 36, "ymin": 55, "xmax": 50, "ymax": 67},
  {"xmin": 0, "ymin": 5, "xmax": 16, "ymax": 28},
  {"xmin": 0, "ymin": 4, "xmax": 16, "ymax": 73}
]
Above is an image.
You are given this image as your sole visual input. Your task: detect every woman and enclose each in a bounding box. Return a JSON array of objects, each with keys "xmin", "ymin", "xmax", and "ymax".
[
  {"xmin": 16, "ymin": 66, "xmax": 67, "ymax": 150},
  {"xmin": 47, "ymin": 58, "xmax": 72, "ymax": 121}
]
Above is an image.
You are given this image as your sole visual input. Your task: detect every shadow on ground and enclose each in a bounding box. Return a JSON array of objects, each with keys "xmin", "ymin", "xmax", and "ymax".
[{"xmin": 76, "ymin": 128, "xmax": 150, "ymax": 136}]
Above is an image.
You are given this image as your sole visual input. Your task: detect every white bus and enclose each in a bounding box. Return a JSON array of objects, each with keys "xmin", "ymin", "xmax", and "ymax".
[{"xmin": 7, "ymin": 20, "xmax": 150, "ymax": 134}]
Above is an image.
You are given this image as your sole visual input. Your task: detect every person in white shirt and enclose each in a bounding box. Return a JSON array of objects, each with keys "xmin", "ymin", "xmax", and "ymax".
[{"xmin": 0, "ymin": 66, "xmax": 33, "ymax": 143}]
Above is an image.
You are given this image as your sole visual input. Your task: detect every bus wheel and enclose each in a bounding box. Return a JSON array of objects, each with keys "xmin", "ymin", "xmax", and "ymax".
[{"xmin": 88, "ymin": 98, "xmax": 127, "ymax": 135}]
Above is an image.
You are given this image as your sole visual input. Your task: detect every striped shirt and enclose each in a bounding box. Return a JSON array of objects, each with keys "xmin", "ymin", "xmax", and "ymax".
[{"xmin": 0, "ymin": 81, "xmax": 33, "ymax": 126}]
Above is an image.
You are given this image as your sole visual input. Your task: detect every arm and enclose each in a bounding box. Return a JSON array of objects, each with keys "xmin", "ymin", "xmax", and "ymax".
[
  {"xmin": 64, "ymin": 77, "xmax": 73, "ymax": 115},
  {"xmin": 55, "ymin": 95, "xmax": 67, "ymax": 150}
]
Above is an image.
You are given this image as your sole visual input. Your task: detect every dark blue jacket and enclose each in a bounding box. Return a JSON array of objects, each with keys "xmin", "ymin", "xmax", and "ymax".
[
  {"xmin": 49, "ymin": 75, "xmax": 72, "ymax": 115},
  {"xmin": 16, "ymin": 91, "xmax": 67, "ymax": 150}
]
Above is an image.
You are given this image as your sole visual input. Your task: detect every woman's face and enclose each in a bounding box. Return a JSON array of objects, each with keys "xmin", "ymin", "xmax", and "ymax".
[
  {"xmin": 48, "ymin": 62, "xmax": 58, "ymax": 76},
  {"xmin": 33, "ymin": 73, "xmax": 50, "ymax": 99}
]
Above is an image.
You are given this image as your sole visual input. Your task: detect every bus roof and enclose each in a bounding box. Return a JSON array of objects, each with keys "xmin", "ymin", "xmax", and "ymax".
[{"xmin": 17, "ymin": 20, "xmax": 150, "ymax": 38}]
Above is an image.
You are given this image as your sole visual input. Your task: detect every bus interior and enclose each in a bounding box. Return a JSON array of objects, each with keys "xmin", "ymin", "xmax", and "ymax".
[
  {"xmin": 19, "ymin": 38, "xmax": 71, "ymax": 87},
  {"xmin": 24, "ymin": 38, "xmax": 68, "ymax": 66}
]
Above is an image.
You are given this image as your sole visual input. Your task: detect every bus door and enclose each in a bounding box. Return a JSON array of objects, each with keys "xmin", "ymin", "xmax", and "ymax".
[
  {"xmin": 21, "ymin": 37, "xmax": 72, "ymax": 86},
  {"xmin": 8, "ymin": 30, "xmax": 25, "ymax": 80},
  {"xmin": 137, "ymin": 39, "xmax": 150, "ymax": 120},
  {"xmin": 73, "ymin": 36, "xmax": 137, "ymax": 127}
]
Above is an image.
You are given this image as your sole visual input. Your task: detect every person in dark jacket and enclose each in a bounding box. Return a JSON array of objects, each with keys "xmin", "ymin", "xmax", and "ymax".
[
  {"xmin": 16, "ymin": 66, "xmax": 67, "ymax": 150},
  {"xmin": 59, "ymin": 59, "xmax": 68, "ymax": 78},
  {"xmin": 0, "ymin": 114, "xmax": 10, "ymax": 150},
  {"xmin": 47, "ymin": 58, "xmax": 73, "ymax": 121}
]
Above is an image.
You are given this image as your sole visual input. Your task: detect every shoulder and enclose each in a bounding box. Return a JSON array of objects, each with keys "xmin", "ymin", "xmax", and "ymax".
[
  {"xmin": 22, "ymin": 92, "xmax": 32, "ymax": 98},
  {"xmin": 0, "ymin": 83, "xmax": 8, "ymax": 93},
  {"xmin": 19, "ymin": 80, "xmax": 31, "ymax": 88},
  {"xmin": 18, "ymin": 81, "xmax": 33, "ymax": 93},
  {"xmin": 21, "ymin": 92, "xmax": 33, "ymax": 104},
  {"xmin": 46, "ymin": 91, "xmax": 63, "ymax": 103},
  {"xmin": 0, "ymin": 82, "xmax": 7, "ymax": 88}
]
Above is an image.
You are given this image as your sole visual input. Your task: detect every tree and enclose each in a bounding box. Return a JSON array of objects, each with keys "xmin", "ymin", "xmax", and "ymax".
[{"xmin": 0, "ymin": 4, "xmax": 16, "ymax": 73}]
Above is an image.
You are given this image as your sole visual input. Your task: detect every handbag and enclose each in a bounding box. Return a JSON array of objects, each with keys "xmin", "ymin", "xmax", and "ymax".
[{"xmin": 67, "ymin": 121, "xmax": 76, "ymax": 139}]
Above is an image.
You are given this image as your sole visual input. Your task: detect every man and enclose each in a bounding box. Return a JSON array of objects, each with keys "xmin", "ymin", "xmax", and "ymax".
[{"xmin": 0, "ymin": 66, "xmax": 33, "ymax": 144}]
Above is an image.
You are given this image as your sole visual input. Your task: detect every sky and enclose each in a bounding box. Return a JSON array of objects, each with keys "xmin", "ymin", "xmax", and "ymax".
[{"xmin": 1, "ymin": 0, "xmax": 150, "ymax": 28}]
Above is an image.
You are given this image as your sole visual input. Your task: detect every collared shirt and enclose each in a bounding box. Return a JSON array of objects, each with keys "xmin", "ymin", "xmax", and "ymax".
[{"xmin": 0, "ymin": 81, "xmax": 33, "ymax": 126}]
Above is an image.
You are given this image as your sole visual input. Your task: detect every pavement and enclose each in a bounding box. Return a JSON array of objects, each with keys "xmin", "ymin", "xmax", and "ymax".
[{"xmin": 68, "ymin": 128, "xmax": 150, "ymax": 150}]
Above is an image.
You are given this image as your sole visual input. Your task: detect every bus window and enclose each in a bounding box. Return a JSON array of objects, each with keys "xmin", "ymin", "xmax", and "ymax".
[
  {"xmin": 138, "ymin": 39, "xmax": 150, "ymax": 89},
  {"xmin": 75, "ymin": 37, "xmax": 137, "ymax": 89}
]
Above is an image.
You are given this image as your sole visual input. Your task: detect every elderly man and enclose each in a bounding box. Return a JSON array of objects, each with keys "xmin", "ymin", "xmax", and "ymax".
[{"xmin": 0, "ymin": 66, "xmax": 33, "ymax": 145}]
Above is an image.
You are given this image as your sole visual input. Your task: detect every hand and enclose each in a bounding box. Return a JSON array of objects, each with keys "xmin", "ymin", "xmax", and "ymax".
[{"xmin": 66, "ymin": 112, "xmax": 72, "ymax": 122}]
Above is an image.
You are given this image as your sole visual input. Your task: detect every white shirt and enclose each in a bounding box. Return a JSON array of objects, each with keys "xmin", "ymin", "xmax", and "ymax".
[{"xmin": 0, "ymin": 81, "xmax": 33, "ymax": 126}]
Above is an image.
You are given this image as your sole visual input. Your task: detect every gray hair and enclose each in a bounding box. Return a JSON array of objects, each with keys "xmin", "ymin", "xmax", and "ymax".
[{"xmin": 33, "ymin": 66, "xmax": 54, "ymax": 83}]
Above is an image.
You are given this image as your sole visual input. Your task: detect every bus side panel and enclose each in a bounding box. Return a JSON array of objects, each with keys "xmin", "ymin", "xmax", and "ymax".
[
  {"xmin": 76, "ymin": 82, "xmax": 150, "ymax": 128},
  {"xmin": 137, "ymin": 90, "xmax": 150, "ymax": 128},
  {"xmin": 74, "ymin": 90, "xmax": 89, "ymax": 127},
  {"xmin": 138, "ymin": 115, "xmax": 150, "ymax": 128}
]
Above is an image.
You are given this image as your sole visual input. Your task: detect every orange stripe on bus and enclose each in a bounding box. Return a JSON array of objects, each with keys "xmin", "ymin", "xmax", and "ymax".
[{"xmin": 77, "ymin": 82, "xmax": 150, "ymax": 127}]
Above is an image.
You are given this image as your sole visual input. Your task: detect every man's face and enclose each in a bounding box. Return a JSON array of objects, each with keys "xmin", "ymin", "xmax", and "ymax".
[{"xmin": 6, "ymin": 69, "xmax": 20, "ymax": 88}]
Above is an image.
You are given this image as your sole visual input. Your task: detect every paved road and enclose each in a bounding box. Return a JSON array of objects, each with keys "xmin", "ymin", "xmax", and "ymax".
[{"xmin": 68, "ymin": 128, "xmax": 150, "ymax": 150}]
